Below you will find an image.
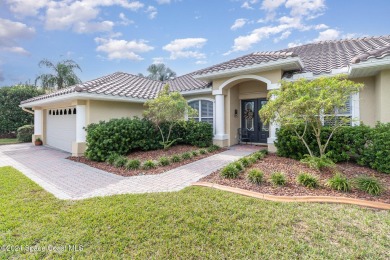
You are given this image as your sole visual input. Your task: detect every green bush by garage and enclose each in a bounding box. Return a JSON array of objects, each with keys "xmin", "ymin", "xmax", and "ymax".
[
  {"xmin": 16, "ymin": 125, "xmax": 34, "ymax": 142},
  {"xmin": 275, "ymin": 123, "xmax": 390, "ymax": 173},
  {"xmin": 85, "ymin": 118, "xmax": 213, "ymax": 162}
]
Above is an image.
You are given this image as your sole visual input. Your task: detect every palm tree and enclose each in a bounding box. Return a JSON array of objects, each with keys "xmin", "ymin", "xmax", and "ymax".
[
  {"xmin": 35, "ymin": 59, "xmax": 82, "ymax": 90},
  {"xmin": 143, "ymin": 64, "xmax": 176, "ymax": 81}
]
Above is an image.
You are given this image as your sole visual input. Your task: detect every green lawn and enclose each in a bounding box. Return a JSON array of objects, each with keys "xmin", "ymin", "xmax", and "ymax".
[
  {"xmin": 0, "ymin": 138, "xmax": 19, "ymax": 145},
  {"xmin": 0, "ymin": 166, "xmax": 389, "ymax": 259}
]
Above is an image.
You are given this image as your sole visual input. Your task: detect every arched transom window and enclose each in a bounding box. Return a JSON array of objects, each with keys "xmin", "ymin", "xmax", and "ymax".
[{"xmin": 188, "ymin": 100, "xmax": 214, "ymax": 126}]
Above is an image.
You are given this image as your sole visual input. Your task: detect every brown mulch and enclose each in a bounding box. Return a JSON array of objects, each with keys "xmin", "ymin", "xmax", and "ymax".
[
  {"xmin": 201, "ymin": 154, "xmax": 390, "ymax": 204},
  {"xmin": 69, "ymin": 145, "xmax": 226, "ymax": 177}
]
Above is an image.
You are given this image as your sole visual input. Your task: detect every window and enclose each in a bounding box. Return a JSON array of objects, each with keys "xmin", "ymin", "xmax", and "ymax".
[
  {"xmin": 324, "ymin": 96, "xmax": 352, "ymax": 126},
  {"xmin": 188, "ymin": 100, "xmax": 214, "ymax": 126}
]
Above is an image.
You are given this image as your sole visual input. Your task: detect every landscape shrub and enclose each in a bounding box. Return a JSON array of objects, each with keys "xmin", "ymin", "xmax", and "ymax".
[
  {"xmin": 125, "ymin": 159, "xmax": 141, "ymax": 170},
  {"xmin": 354, "ymin": 175, "xmax": 384, "ymax": 196},
  {"xmin": 171, "ymin": 155, "xmax": 181, "ymax": 163},
  {"xmin": 113, "ymin": 156, "xmax": 128, "ymax": 168},
  {"xmin": 239, "ymin": 157, "xmax": 251, "ymax": 168},
  {"xmin": 276, "ymin": 124, "xmax": 389, "ymax": 173},
  {"xmin": 300, "ymin": 155, "xmax": 335, "ymax": 170},
  {"xmin": 252, "ymin": 151, "xmax": 266, "ymax": 160},
  {"xmin": 297, "ymin": 172, "xmax": 319, "ymax": 188},
  {"xmin": 220, "ymin": 163, "xmax": 240, "ymax": 179},
  {"xmin": 143, "ymin": 160, "xmax": 156, "ymax": 170},
  {"xmin": 233, "ymin": 161, "xmax": 244, "ymax": 172},
  {"xmin": 106, "ymin": 153, "xmax": 120, "ymax": 165},
  {"xmin": 16, "ymin": 125, "xmax": 34, "ymax": 142},
  {"xmin": 326, "ymin": 173, "xmax": 351, "ymax": 192},
  {"xmin": 199, "ymin": 149, "xmax": 207, "ymax": 155},
  {"xmin": 247, "ymin": 156, "xmax": 257, "ymax": 165},
  {"xmin": 270, "ymin": 172, "xmax": 287, "ymax": 186},
  {"xmin": 247, "ymin": 169, "xmax": 264, "ymax": 184},
  {"xmin": 207, "ymin": 145, "xmax": 221, "ymax": 153},
  {"xmin": 158, "ymin": 157, "xmax": 170, "ymax": 166},
  {"xmin": 192, "ymin": 150, "xmax": 199, "ymax": 157},
  {"xmin": 85, "ymin": 118, "xmax": 214, "ymax": 162},
  {"xmin": 181, "ymin": 152, "xmax": 192, "ymax": 160}
]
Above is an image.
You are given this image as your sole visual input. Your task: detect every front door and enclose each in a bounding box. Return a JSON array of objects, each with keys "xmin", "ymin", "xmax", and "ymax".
[{"xmin": 241, "ymin": 99, "xmax": 269, "ymax": 143}]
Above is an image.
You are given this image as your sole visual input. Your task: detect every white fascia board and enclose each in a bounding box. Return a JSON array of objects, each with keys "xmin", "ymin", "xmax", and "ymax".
[
  {"xmin": 180, "ymin": 88, "xmax": 212, "ymax": 96},
  {"xmin": 349, "ymin": 56, "xmax": 390, "ymax": 77},
  {"xmin": 286, "ymin": 67, "xmax": 350, "ymax": 81},
  {"xmin": 193, "ymin": 57, "xmax": 303, "ymax": 81},
  {"xmin": 20, "ymin": 92, "xmax": 149, "ymax": 108}
]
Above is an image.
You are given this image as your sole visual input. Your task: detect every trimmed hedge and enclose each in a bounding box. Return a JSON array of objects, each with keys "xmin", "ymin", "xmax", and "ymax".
[
  {"xmin": 275, "ymin": 123, "xmax": 390, "ymax": 173},
  {"xmin": 85, "ymin": 117, "xmax": 214, "ymax": 162},
  {"xmin": 16, "ymin": 125, "xmax": 34, "ymax": 142}
]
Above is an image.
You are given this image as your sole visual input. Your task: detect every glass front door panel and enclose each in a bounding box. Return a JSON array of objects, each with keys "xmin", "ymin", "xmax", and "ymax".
[
  {"xmin": 244, "ymin": 102, "xmax": 255, "ymax": 131},
  {"xmin": 260, "ymin": 100, "xmax": 269, "ymax": 131}
]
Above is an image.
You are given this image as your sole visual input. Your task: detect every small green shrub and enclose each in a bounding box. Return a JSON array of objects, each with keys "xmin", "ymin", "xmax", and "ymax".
[
  {"xmin": 233, "ymin": 161, "xmax": 244, "ymax": 172},
  {"xmin": 158, "ymin": 157, "xmax": 170, "ymax": 166},
  {"xmin": 326, "ymin": 173, "xmax": 351, "ymax": 192},
  {"xmin": 247, "ymin": 156, "xmax": 257, "ymax": 165},
  {"xmin": 113, "ymin": 156, "xmax": 128, "ymax": 168},
  {"xmin": 181, "ymin": 152, "xmax": 192, "ymax": 160},
  {"xmin": 192, "ymin": 150, "xmax": 199, "ymax": 157},
  {"xmin": 297, "ymin": 172, "xmax": 319, "ymax": 188},
  {"xmin": 171, "ymin": 155, "xmax": 181, "ymax": 163},
  {"xmin": 207, "ymin": 145, "xmax": 220, "ymax": 153},
  {"xmin": 247, "ymin": 169, "xmax": 264, "ymax": 184},
  {"xmin": 16, "ymin": 125, "xmax": 34, "ymax": 142},
  {"xmin": 106, "ymin": 153, "xmax": 120, "ymax": 165},
  {"xmin": 252, "ymin": 151, "xmax": 265, "ymax": 160},
  {"xmin": 220, "ymin": 164, "xmax": 240, "ymax": 179},
  {"xmin": 300, "ymin": 155, "xmax": 335, "ymax": 170},
  {"xmin": 199, "ymin": 149, "xmax": 207, "ymax": 155},
  {"xmin": 143, "ymin": 160, "xmax": 156, "ymax": 170},
  {"xmin": 125, "ymin": 159, "xmax": 141, "ymax": 170},
  {"xmin": 239, "ymin": 157, "xmax": 251, "ymax": 168},
  {"xmin": 354, "ymin": 175, "xmax": 384, "ymax": 196},
  {"xmin": 270, "ymin": 172, "xmax": 287, "ymax": 186}
]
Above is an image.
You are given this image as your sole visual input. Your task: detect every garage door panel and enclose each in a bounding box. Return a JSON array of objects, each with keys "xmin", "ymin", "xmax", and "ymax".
[{"xmin": 46, "ymin": 108, "xmax": 76, "ymax": 153}]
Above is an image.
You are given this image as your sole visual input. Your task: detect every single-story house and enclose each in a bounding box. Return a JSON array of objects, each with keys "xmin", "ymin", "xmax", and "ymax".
[{"xmin": 21, "ymin": 35, "xmax": 390, "ymax": 156}]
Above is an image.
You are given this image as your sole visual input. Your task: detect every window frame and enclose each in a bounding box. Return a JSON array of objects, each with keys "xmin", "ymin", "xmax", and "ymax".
[{"xmin": 187, "ymin": 98, "xmax": 216, "ymax": 134}]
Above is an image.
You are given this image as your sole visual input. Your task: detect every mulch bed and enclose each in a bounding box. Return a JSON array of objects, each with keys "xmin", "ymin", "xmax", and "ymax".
[
  {"xmin": 201, "ymin": 154, "xmax": 390, "ymax": 204},
  {"xmin": 69, "ymin": 145, "xmax": 226, "ymax": 177}
]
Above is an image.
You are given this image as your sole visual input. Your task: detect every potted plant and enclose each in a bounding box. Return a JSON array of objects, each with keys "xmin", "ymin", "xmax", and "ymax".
[{"xmin": 35, "ymin": 137, "xmax": 43, "ymax": 146}]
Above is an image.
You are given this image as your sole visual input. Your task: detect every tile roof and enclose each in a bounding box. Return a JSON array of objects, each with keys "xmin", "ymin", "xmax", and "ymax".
[
  {"xmin": 21, "ymin": 72, "xmax": 211, "ymax": 105},
  {"xmin": 21, "ymin": 35, "xmax": 390, "ymax": 105},
  {"xmin": 195, "ymin": 51, "xmax": 297, "ymax": 76},
  {"xmin": 281, "ymin": 35, "xmax": 390, "ymax": 75}
]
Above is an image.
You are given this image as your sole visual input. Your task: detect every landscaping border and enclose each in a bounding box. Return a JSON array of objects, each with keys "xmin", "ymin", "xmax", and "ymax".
[{"xmin": 193, "ymin": 182, "xmax": 390, "ymax": 210}]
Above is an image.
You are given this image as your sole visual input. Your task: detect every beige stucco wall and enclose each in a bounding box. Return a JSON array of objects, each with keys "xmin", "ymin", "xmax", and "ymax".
[
  {"xmin": 87, "ymin": 100, "xmax": 145, "ymax": 124},
  {"xmin": 184, "ymin": 93, "xmax": 214, "ymax": 101},
  {"xmin": 353, "ymin": 76, "xmax": 376, "ymax": 126},
  {"xmin": 375, "ymin": 70, "xmax": 390, "ymax": 123}
]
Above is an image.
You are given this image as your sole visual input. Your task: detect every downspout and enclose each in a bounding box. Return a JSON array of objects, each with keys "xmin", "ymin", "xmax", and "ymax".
[{"xmin": 21, "ymin": 106, "xmax": 34, "ymax": 115}]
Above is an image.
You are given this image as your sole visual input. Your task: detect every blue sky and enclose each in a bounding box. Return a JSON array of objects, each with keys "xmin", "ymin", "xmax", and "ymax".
[{"xmin": 0, "ymin": 0, "xmax": 389, "ymax": 86}]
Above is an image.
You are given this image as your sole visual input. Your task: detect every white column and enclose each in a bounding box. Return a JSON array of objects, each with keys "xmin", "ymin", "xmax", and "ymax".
[
  {"xmin": 351, "ymin": 92, "xmax": 360, "ymax": 126},
  {"xmin": 76, "ymin": 105, "xmax": 86, "ymax": 142},
  {"xmin": 267, "ymin": 122, "xmax": 278, "ymax": 144},
  {"xmin": 214, "ymin": 94, "xmax": 228, "ymax": 140},
  {"xmin": 34, "ymin": 109, "xmax": 42, "ymax": 135}
]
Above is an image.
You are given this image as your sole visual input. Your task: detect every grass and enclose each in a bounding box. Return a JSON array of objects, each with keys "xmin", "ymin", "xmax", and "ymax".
[
  {"xmin": 0, "ymin": 138, "xmax": 20, "ymax": 145},
  {"xmin": 0, "ymin": 166, "xmax": 389, "ymax": 259}
]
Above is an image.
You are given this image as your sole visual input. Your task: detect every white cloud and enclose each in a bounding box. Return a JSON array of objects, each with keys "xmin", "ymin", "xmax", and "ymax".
[
  {"xmin": 287, "ymin": 41, "xmax": 301, "ymax": 48},
  {"xmin": 152, "ymin": 57, "xmax": 165, "ymax": 64},
  {"xmin": 314, "ymin": 24, "xmax": 329, "ymax": 30},
  {"xmin": 241, "ymin": 2, "xmax": 253, "ymax": 9},
  {"xmin": 261, "ymin": 0, "xmax": 285, "ymax": 11},
  {"xmin": 156, "ymin": 0, "xmax": 171, "ymax": 4},
  {"xmin": 119, "ymin": 12, "xmax": 134, "ymax": 25},
  {"xmin": 0, "ymin": 18, "xmax": 35, "ymax": 55},
  {"xmin": 146, "ymin": 6, "xmax": 158, "ymax": 19},
  {"xmin": 314, "ymin": 29, "xmax": 340, "ymax": 42},
  {"xmin": 195, "ymin": 60, "xmax": 207, "ymax": 65},
  {"xmin": 6, "ymin": 0, "xmax": 49, "ymax": 16},
  {"xmin": 285, "ymin": 0, "xmax": 325, "ymax": 18},
  {"xmin": 273, "ymin": 30, "xmax": 291, "ymax": 43},
  {"xmin": 95, "ymin": 37, "xmax": 154, "ymax": 60},
  {"xmin": 163, "ymin": 38, "xmax": 207, "ymax": 60},
  {"xmin": 231, "ymin": 18, "xmax": 247, "ymax": 30}
]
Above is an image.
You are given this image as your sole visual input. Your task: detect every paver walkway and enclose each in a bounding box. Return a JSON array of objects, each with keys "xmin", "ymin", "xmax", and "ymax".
[{"xmin": 0, "ymin": 143, "xmax": 260, "ymax": 200}]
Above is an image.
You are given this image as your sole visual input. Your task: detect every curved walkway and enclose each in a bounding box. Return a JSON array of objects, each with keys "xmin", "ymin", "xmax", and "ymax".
[{"xmin": 0, "ymin": 143, "xmax": 259, "ymax": 200}]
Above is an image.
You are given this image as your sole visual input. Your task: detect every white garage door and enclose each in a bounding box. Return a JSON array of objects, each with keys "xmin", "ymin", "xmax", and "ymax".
[{"xmin": 46, "ymin": 107, "xmax": 76, "ymax": 153}]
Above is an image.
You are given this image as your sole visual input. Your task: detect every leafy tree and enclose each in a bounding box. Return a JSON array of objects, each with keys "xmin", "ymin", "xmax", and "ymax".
[
  {"xmin": 143, "ymin": 84, "xmax": 196, "ymax": 149},
  {"xmin": 0, "ymin": 85, "xmax": 45, "ymax": 135},
  {"xmin": 259, "ymin": 75, "xmax": 363, "ymax": 159},
  {"xmin": 35, "ymin": 59, "xmax": 82, "ymax": 90},
  {"xmin": 140, "ymin": 64, "xmax": 176, "ymax": 81}
]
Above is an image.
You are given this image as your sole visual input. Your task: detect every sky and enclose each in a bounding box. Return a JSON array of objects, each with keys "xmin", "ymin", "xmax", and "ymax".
[{"xmin": 0, "ymin": 0, "xmax": 389, "ymax": 86}]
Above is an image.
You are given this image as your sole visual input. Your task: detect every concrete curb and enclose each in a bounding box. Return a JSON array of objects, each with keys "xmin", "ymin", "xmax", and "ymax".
[{"xmin": 192, "ymin": 182, "xmax": 390, "ymax": 210}]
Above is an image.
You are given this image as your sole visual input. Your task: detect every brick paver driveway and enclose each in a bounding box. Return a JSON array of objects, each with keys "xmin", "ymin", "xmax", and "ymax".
[{"xmin": 0, "ymin": 143, "xmax": 259, "ymax": 200}]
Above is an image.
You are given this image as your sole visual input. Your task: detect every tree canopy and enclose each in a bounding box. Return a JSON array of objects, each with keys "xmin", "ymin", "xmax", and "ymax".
[
  {"xmin": 140, "ymin": 64, "xmax": 176, "ymax": 81},
  {"xmin": 35, "ymin": 59, "xmax": 82, "ymax": 90},
  {"xmin": 259, "ymin": 75, "xmax": 363, "ymax": 160},
  {"xmin": 143, "ymin": 84, "xmax": 196, "ymax": 149}
]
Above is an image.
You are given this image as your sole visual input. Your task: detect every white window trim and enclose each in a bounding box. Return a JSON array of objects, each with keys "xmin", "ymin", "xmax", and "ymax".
[{"xmin": 187, "ymin": 98, "xmax": 216, "ymax": 134}]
